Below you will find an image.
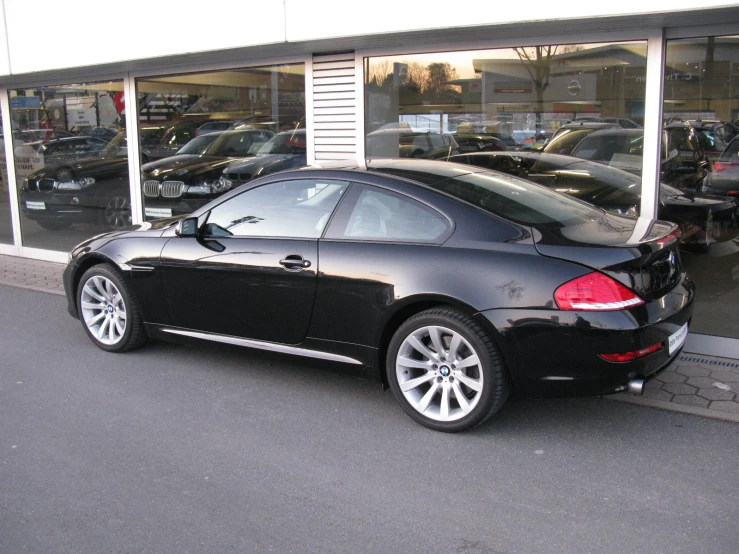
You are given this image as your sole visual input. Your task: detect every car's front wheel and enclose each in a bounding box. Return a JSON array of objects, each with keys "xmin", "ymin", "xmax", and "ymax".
[
  {"xmin": 77, "ymin": 264, "xmax": 147, "ymax": 352},
  {"xmin": 386, "ymin": 307, "xmax": 509, "ymax": 432}
]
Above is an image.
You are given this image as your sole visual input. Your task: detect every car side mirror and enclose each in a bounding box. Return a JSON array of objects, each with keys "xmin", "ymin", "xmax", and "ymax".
[{"xmin": 175, "ymin": 217, "xmax": 199, "ymax": 237}]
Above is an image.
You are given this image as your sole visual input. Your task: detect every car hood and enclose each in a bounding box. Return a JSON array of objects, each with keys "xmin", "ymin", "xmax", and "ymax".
[
  {"xmin": 142, "ymin": 154, "xmax": 250, "ymax": 180},
  {"xmin": 28, "ymin": 156, "xmax": 129, "ymax": 179},
  {"xmin": 225, "ymin": 153, "xmax": 306, "ymax": 173}
]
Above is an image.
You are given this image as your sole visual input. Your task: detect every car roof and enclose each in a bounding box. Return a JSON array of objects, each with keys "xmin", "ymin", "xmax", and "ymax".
[{"xmin": 558, "ymin": 122, "xmax": 618, "ymax": 130}]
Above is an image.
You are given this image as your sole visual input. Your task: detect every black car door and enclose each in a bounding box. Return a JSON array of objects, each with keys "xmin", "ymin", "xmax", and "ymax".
[{"xmin": 159, "ymin": 178, "xmax": 349, "ymax": 345}]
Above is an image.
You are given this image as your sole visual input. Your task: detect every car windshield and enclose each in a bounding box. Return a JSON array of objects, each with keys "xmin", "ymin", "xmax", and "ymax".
[
  {"xmin": 203, "ymin": 130, "xmax": 272, "ymax": 156},
  {"xmin": 544, "ymin": 128, "xmax": 594, "ymax": 155},
  {"xmin": 101, "ymin": 132, "xmax": 127, "ymax": 156},
  {"xmin": 571, "ymin": 133, "xmax": 644, "ymax": 172},
  {"xmin": 718, "ymin": 137, "xmax": 739, "ymax": 162},
  {"xmin": 176, "ymin": 133, "xmax": 220, "ymax": 155},
  {"xmin": 255, "ymin": 131, "xmax": 306, "ymax": 155}
]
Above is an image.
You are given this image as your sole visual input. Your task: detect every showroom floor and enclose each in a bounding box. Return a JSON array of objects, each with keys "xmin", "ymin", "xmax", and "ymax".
[{"xmin": 0, "ymin": 253, "xmax": 737, "ymax": 423}]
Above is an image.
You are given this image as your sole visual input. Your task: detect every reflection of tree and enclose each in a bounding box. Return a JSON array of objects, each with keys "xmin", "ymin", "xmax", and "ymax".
[
  {"xmin": 514, "ymin": 46, "xmax": 558, "ymax": 134},
  {"xmin": 368, "ymin": 59, "xmax": 392, "ymax": 86},
  {"xmin": 426, "ymin": 63, "xmax": 458, "ymax": 96}
]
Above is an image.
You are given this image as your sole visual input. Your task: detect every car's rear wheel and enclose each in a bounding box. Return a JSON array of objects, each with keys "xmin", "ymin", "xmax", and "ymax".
[
  {"xmin": 386, "ymin": 307, "xmax": 508, "ymax": 432},
  {"xmin": 77, "ymin": 264, "xmax": 146, "ymax": 352}
]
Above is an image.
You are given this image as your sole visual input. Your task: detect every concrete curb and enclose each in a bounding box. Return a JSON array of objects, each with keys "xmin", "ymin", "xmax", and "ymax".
[
  {"xmin": 607, "ymin": 393, "xmax": 739, "ymax": 423},
  {"xmin": 0, "ymin": 279, "xmax": 65, "ymax": 296}
]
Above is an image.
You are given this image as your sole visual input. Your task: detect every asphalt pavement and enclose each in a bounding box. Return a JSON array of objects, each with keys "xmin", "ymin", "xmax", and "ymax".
[{"xmin": 1, "ymin": 285, "xmax": 738, "ymax": 554}]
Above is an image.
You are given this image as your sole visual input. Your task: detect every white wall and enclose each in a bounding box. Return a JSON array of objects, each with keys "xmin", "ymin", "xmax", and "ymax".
[
  {"xmin": 1, "ymin": 0, "xmax": 286, "ymax": 75},
  {"xmin": 2, "ymin": 0, "xmax": 739, "ymax": 76}
]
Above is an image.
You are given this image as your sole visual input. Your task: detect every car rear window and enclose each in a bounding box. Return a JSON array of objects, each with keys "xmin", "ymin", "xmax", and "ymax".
[
  {"xmin": 429, "ymin": 171, "xmax": 604, "ymax": 226},
  {"xmin": 719, "ymin": 138, "xmax": 739, "ymax": 162}
]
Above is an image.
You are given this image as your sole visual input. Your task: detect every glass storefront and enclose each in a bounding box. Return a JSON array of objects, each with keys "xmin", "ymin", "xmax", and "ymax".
[
  {"xmin": 365, "ymin": 39, "xmax": 739, "ymax": 343},
  {"xmin": 0, "ymin": 111, "xmax": 13, "ymax": 244},
  {"xmin": 663, "ymin": 35, "xmax": 739, "ymax": 339},
  {"xmin": 136, "ymin": 64, "xmax": 306, "ymax": 221},
  {"xmin": 8, "ymin": 81, "xmax": 129, "ymax": 251},
  {"xmin": 366, "ymin": 42, "xmax": 648, "ymax": 182}
]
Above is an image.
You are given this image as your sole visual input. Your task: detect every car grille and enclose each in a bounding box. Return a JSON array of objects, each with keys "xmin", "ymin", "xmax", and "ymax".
[
  {"xmin": 143, "ymin": 180, "xmax": 160, "ymax": 197},
  {"xmin": 161, "ymin": 181, "xmax": 185, "ymax": 198},
  {"xmin": 143, "ymin": 180, "xmax": 185, "ymax": 198},
  {"xmin": 38, "ymin": 179, "xmax": 56, "ymax": 192}
]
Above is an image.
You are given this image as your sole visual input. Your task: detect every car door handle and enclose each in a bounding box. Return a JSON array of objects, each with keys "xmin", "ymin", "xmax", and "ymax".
[{"xmin": 279, "ymin": 255, "xmax": 311, "ymax": 269}]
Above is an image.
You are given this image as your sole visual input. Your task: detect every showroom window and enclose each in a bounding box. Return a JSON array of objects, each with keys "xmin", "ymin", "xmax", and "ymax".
[
  {"xmin": 136, "ymin": 64, "xmax": 306, "ymax": 221},
  {"xmin": 0, "ymin": 111, "xmax": 12, "ymax": 245},
  {"xmin": 662, "ymin": 35, "xmax": 739, "ymax": 339},
  {"xmin": 365, "ymin": 42, "xmax": 647, "ymax": 179},
  {"xmin": 8, "ymin": 81, "xmax": 128, "ymax": 251}
]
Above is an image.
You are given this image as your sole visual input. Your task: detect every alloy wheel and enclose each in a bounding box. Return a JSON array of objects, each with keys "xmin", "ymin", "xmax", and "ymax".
[
  {"xmin": 80, "ymin": 275, "xmax": 127, "ymax": 345},
  {"xmin": 395, "ymin": 325, "xmax": 483, "ymax": 422},
  {"xmin": 105, "ymin": 196, "xmax": 132, "ymax": 229}
]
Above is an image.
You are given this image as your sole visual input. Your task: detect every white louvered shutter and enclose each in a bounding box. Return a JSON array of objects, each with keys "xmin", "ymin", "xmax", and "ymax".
[{"xmin": 311, "ymin": 52, "xmax": 359, "ymax": 161}]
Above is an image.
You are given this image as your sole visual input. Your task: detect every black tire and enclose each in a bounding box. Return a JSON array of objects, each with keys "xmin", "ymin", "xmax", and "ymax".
[
  {"xmin": 76, "ymin": 264, "xmax": 147, "ymax": 352},
  {"xmin": 386, "ymin": 307, "xmax": 509, "ymax": 432}
]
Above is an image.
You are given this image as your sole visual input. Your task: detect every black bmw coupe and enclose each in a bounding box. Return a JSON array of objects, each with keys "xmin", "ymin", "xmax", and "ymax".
[{"xmin": 63, "ymin": 159, "xmax": 694, "ymax": 431}]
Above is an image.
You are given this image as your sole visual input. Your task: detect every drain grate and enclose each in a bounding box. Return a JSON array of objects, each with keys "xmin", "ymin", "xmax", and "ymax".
[{"xmin": 679, "ymin": 355, "xmax": 739, "ymax": 369}]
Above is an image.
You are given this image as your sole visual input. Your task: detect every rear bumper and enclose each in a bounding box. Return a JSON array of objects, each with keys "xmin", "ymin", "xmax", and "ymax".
[{"xmin": 476, "ymin": 274, "xmax": 695, "ymax": 397}]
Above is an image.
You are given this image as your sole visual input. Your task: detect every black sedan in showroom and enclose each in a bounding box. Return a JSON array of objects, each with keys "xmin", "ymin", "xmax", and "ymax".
[
  {"xmin": 141, "ymin": 128, "xmax": 273, "ymax": 219},
  {"xmin": 63, "ymin": 159, "xmax": 694, "ymax": 432},
  {"xmin": 450, "ymin": 151, "xmax": 738, "ymax": 249},
  {"xmin": 220, "ymin": 129, "xmax": 307, "ymax": 187},
  {"xmin": 20, "ymin": 132, "xmax": 140, "ymax": 230}
]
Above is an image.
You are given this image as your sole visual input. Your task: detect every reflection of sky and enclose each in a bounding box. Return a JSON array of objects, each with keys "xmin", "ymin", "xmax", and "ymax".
[{"xmin": 370, "ymin": 42, "xmax": 647, "ymax": 80}]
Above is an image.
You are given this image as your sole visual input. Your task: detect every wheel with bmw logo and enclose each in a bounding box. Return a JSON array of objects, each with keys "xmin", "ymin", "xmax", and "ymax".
[
  {"xmin": 386, "ymin": 307, "xmax": 509, "ymax": 432},
  {"xmin": 77, "ymin": 264, "xmax": 147, "ymax": 352}
]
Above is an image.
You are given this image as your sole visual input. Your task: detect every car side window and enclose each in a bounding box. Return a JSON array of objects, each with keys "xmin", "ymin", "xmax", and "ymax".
[
  {"xmin": 325, "ymin": 184, "xmax": 451, "ymax": 243},
  {"xmin": 202, "ymin": 179, "xmax": 349, "ymax": 239}
]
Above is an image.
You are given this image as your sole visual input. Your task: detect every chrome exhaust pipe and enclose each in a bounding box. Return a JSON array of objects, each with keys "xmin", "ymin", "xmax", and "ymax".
[{"xmin": 628, "ymin": 379, "xmax": 645, "ymax": 395}]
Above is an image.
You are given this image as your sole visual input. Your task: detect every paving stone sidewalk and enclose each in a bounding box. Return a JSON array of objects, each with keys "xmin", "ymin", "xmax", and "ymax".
[{"xmin": 0, "ymin": 253, "xmax": 737, "ymax": 423}]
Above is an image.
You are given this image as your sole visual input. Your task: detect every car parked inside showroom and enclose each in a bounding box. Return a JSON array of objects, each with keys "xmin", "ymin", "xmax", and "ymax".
[
  {"xmin": 570, "ymin": 124, "xmax": 711, "ymax": 190},
  {"xmin": 701, "ymin": 135, "xmax": 739, "ymax": 197},
  {"xmin": 63, "ymin": 159, "xmax": 693, "ymax": 432},
  {"xmin": 450, "ymin": 151, "xmax": 738, "ymax": 249},
  {"xmin": 20, "ymin": 132, "xmax": 145, "ymax": 230},
  {"xmin": 220, "ymin": 129, "xmax": 307, "ymax": 187},
  {"xmin": 141, "ymin": 128, "xmax": 273, "ymax": 219},
  {"xmin": 541, "ymin": 121, "xmax": 619, "ymax": 156}
]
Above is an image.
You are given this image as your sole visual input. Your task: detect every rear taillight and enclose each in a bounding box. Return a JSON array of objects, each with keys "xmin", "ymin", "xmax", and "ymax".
[
  {"xmin": 599, "ymin": 342, "xmax": 663, "ymax": 363},
  {"xmin": 714, "ymin": 162, "xmax": 727, "ymax": 172},
  {"xmin": 656, "ymin": 228, "xmax": 681, "ymax": 248},
  {"xmin": 555, "ymin": 272, "xmax": 645, "ymax": 311}
]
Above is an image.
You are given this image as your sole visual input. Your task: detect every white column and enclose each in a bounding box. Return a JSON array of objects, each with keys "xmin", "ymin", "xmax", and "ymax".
[
  {"xmin": 123, "ymin": 74, "xmax": 143, "ymax": 224},
  {"xmin": 628, "ymin": 29, "xmax": 666, "ymax": 244},
  {"xmin": 0, "ymin": 89, "xmax": 23, "ymax": 255}
]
